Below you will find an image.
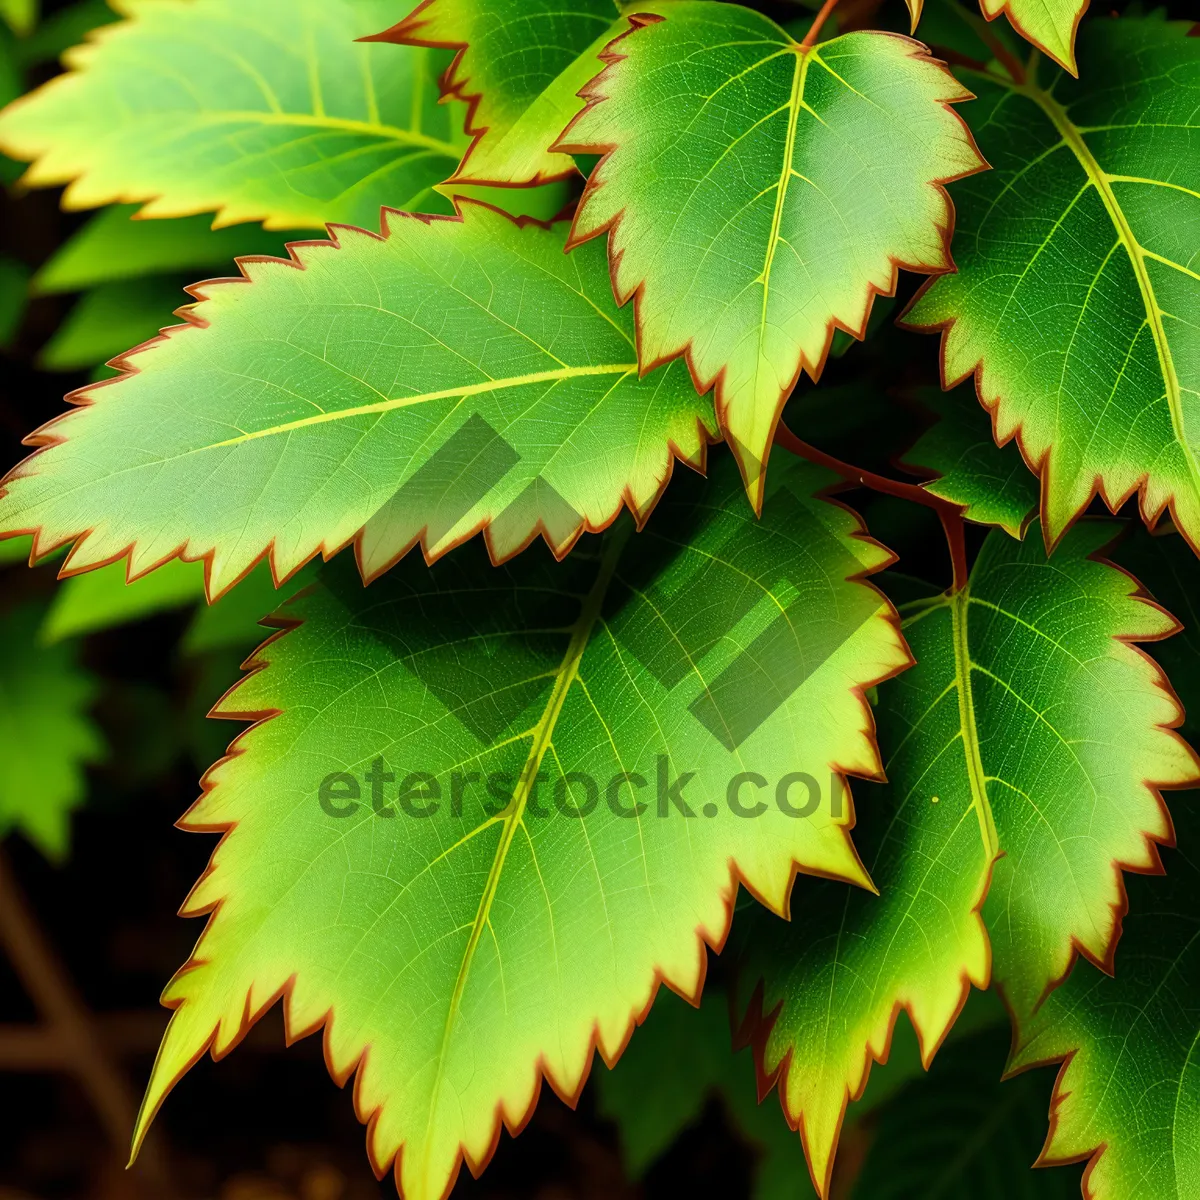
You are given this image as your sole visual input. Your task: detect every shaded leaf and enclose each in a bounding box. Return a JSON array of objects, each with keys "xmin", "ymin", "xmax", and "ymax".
[
  {"xmin": 32, "ymin": 205, "xmax": 300, "ymax": 294},
  {"xmin": 182, "ymin": 562, "xmax": 317, "ymax": 655},
  {"xmin": 901, "ymin": 385, "xmax": 1038, "ymax": 538},
  {"xmin": 905, "ymin": 19, "xmax": 1200, "ymax": 554},
  {"xmin": 0, "ymin": 205, "xmax": 716, "ymax": 598},
  {"xmin": 1010, "ymin": 794, "xmax": 1200, "ymax": 1200},
  {"xmin": 40, "ymin": 556, "xmax": 204, "ymax": 643},
  {"xmin": 0, "ymin": 601, "xmax": 104, "ymax": 859},
  {"xmin": 560, "ymin": 4, "xmax": 984, "ymax": 507},
  {"xmin": 15, "ymin": 0, "xmax": 117, "ymax": 66},
  {"xmin": 0, "ymin": 0, "xmax": 465, "ymax": 230},
  {"xmin": 38, "ymin": 276, "xmax": 188, "ymax": 370},
  {"xmin": 131, "ymin": 454, "xmax": 908, "ymax": 1200},
  {"xmin": 853, "ymin": 1023, "xmax": 1080, "ymax": 1198},
  {"xmin": 0, "ymin": 255, "xmax": 29, "ymax": 346},
  {"xmin": 736, "ymin": 522, "xmax": 1195, "ymax": 1194},
  {"xmin": 595, "ymin": 988, "xmax": 816, "ymax": 1200}
]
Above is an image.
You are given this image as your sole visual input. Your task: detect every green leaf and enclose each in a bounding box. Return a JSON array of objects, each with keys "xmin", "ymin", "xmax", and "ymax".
[
  {"xmin": 978, "ymin": 0, "xmax": 1086, "ymax": 74},
  {"xmin": 0, "ymin": 601, "xmax": 104, "ymax": 859},
  {"xmin": 182, "ymin": 561, "xmax": 317, "ymax": 655},
  {"xmin": 15, "ymin": 0, "xmax": 117, "ymax": 67},
  {"xmin": 0, "ymin": 205, "xmax": 717, "ymax": 598},
  {"xmin": 1009, "ymin": 794, "xmax": 1200, "ymax": 1200},
  {"xmin": 596, "ymin": 988, "xmax": 816, "ymax": 1200},
  {"xmin": 901, "ymin": 385, "xmax": 1039, "ymax": 538},
  {"xmin": 0, "ymin": 255, "xmax": 29, "ymax": 346},
  {"xmin": 0, "ymin": 0, "xmax": 36, "ymax": 38},
  {"xmin": 379, "ymin": 0, "xmax": 628, "ymax": 186},
  {"xmin": 0, "ymin": 0, "xmax": 465, "ymax": 230},
  {"xmin": 1112, "ymin": 527, "xmax": 1200, "ymax": 742},
  {"xmin": 853, "ymin": 1023, "xmax": 1080, "ymax": 1198},
  {"xmin": 1000, "ymin": 531, "xmax": 1200, "ymax": 1199},
  {"xmin": 130, "ymin": 453, "xmax": 908, "ymax": 1200},
  {"xmin": 0, "ymin": 534, "xmax": 32, "ymax": 564},
  {"xmin": 560, "ymin": 4, "xmax": 984, "ymax": 508},
  {"xmin": 40, "ymin": 556, "xmax": 205, "ymax": 643},
  {"xmin": 904, "ymin": 19, "xmax": 1200, "ymax": 554},
  {"xmin": 0, "ymin": 18, "xmax": 20, "ymax": 110},
  {"xmin": 32, "ymin": 205, "xmax": 301, "ymax": 295},
  {"xmin": 736, "ymin": 521, "xmax": 1196, "ymax": 1193},
  {"xmin": 38, "ymin": 277, "xmax": 187, "ymax": 370}
]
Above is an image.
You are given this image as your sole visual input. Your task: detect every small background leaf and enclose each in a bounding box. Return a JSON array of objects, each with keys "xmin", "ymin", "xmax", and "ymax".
[{"xmin": 0, "ymin": 600, "xmax": 104, "ymax": 859}]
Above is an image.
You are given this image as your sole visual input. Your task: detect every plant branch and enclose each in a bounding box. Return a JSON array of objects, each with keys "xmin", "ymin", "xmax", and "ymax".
[
  {"xmin": 0, "ymin": 847, "xmax": 173, "ymax": 1192},
  {"xmin": 775, "ymin": 423, "xmax": 969, "ymax": 591},
  {"xmin": 801, "ymin": 0, "xmax": 841, "ymax": 49},
  {"xmin": 943, "ymin": 0, "xmax": 1027, "ymax": 84}
]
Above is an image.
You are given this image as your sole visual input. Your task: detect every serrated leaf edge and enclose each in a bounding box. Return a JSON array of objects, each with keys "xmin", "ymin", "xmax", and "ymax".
[
  {"xmin": 0, "ymin": 199, "xmax": 721, "ymax": 603},
  {"xmin": 128, "ymin": 469, "xmax": 914, "ymax": 1200},
  {"xmin": 554, "ymin": 15, "xmax": 989, "ymax": 512}
]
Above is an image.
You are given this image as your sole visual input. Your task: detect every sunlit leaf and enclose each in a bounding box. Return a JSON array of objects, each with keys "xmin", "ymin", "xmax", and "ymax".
[
  {"xmin": 131, "ymin": 454, "xmax": 908, "ymax": 1200},
  {"xmin": 1, "ymin": 205, "xmax": 716, "ymax": 597},
  {"xmin": 378, "ymin": 0, "xmax": 631, "ymax": 186},
  {"xmin": 736, "ymin": 521, "xmax": 1196, "ymax": 1193},
  {"xmin": 0, "ymin": 0, "xmax": 466, "ymax": 230},
  {"xmin": 561, "ymin": 4, "xmax": 984, "ymax": 507},
  {"xmin": 905, "ymin": 19, "xmax": 1200, "ymax": 554}
]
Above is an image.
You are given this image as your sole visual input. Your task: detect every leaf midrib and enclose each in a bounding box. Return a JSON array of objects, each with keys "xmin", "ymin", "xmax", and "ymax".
[
  {"xmin": 150, "ymin": 109, "xmax": 463, "ymax": 158},
  {"xmin": 893, "ymin": 591, "xmax": 1000, "ymax": 874},
  {"xmin": 206, "ymin": 363, "xmax": 639, "ymax": 449},
  {"xmin": 417, "ymin": 526, "xmax": 629, "ymax": 1182},
  {"xmin": 945, "ymin": 589, "xmax": 1000, "ymax": 858},
  {"xmin": 979, "ymin": 61, "xmax": 1200, "ymax": 506}
]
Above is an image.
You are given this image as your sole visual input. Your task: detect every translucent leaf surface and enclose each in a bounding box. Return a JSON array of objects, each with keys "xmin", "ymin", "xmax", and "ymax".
[
  {"xmin": 562, "ymin": 4, "xmax": 984, "ymax": 506},
  {"xmin": 131, "ymin": 455, "xmax": 908, "ymax": 1200},
  {"xmin": 0, "ymin": 206, "xmax": 717, "ymax": 597}
]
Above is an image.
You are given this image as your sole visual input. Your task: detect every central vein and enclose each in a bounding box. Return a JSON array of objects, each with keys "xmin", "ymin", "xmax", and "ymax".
[
  {"xmin": 419, "ymin": 522, "xmax": 629, "ymax": 1177},
  {"xmin": 949, "ymin": 586, "xmax": 1000, "ymax": 859},
  {"xmin": 758, "ymin": 43, "xmax": 809, "ymax": 338},
  {"xmin": 1016, "ymin": 76, "xmax": 1200, "ymax": 502},
  {"xmin": 206, "ymin": 363, "xmax": 638, "ymax": 449}
]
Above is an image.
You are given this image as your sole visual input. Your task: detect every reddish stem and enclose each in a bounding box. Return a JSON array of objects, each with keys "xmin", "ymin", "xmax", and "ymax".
[
  {"xmin": 775, "ymin": 424, "xmax": 970, "ymax": 592},
  {"xmin": 946, "ymin": 0, "xmax": 1028, "ymax": 84},
  {"xmin": 801, "ymin": 0, "xmax": 841, "ymax": 49}
]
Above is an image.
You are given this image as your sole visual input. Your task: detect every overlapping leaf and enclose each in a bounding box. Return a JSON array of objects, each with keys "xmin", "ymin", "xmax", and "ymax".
[
  {"xmin": 130, "ymin": 455, "xmax": 909, "ymax": 1200},
  {"xmin": 901, "ymin": 385, "xmax": 1038, "ymax": 538},
  {"xmin": 1010, "ymin": 795, "xmax": 1200, "ymax": 1200},
  {"xmin": 0, "ymin": 204, "xmax": 716, "ymax": 598},
  {"xmin": 905, "ymin": 18, "xmax": 1200, "ymax": 554},
  {"xmin": 1003, "ymin": 531, "xmax": 1200, "ymax": 1200},
  {"xmin": 595, "ymin": 988, "xmax": 815, "ymax": 1200},
  {"xmin": 379, "ymin": 0, "xmax": 634, "ymax": 186},
  {"xmin": 0, "ymin": 0, "xmax": 466, "ymax": 230},
  {"xmin": 32, "ymin": 205, "xmax": 299, "ymax": 294},
  {"xmin": 0, "ymin": 601, "xmax": 104, "ymax": 858},
  {"xmin": 978, "ymin": 0, "xmax": 1087, "ymax": 74},
  {"xmin": 736, "ymin": 522, "xmax": 1195, "ymax": 1194},
  {"xmin": 854, "ymin": 1023, "xmax": 1079, "ymax": 1198},
  {"xmin": 560, "ymin": 3, "xmax": 984, "ymax": 507}
]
